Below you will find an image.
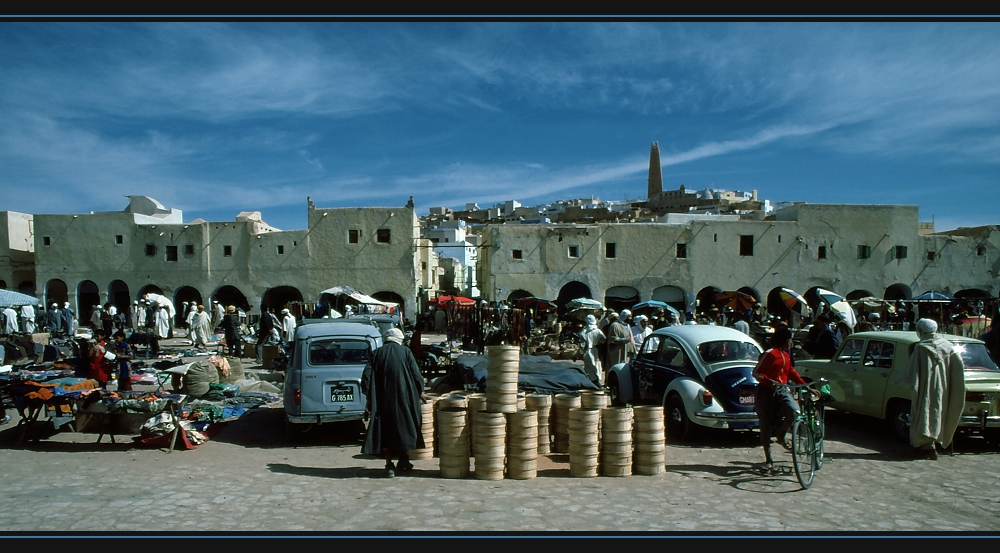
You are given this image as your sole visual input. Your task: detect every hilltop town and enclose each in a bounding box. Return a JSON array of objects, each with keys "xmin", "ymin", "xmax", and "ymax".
[{"xmin": 0, "ymin": 143, "xmax": 996, "ymax": 328}]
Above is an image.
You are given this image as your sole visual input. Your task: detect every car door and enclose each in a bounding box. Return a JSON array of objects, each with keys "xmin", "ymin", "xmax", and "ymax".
[
  {"xmin": 825, "ymin": 337, "xmax": 865, "ymax": 410},
  {"xmin": 650, "ymin": 336, "xmax": 695, "ymax": 401},
  {"xmin": 635, "ymin": 335, "xmax": 663, "ymax": 402},
  {"xmin": 852, "ymin": 338, "xmax": 896, "ymax": 417}
]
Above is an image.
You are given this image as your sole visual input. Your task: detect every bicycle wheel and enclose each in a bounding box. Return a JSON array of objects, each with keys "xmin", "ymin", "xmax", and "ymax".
[
  {"xmin": 814, "ymin": 405, "xmax": 825, "ymax": 470},
  {"xmin": 791, "ymin": 419, "xmax": 815, "ymax": 489}
]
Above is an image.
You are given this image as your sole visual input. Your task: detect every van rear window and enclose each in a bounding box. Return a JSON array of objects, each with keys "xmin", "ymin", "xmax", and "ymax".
[{"xmin": 309, "ymin": 340, "xmax": 372, "ymax": 365}]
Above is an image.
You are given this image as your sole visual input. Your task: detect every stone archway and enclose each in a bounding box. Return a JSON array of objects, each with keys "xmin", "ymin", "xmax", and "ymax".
[
  {"xmin": 555, "ymin": 281, "xmax": 592, "ymax": 316},
  {"xmin": 651, "ymin": 285, "xmax": 687, "ymax": 315},
  {"xmin": 173, "ymin": 286, "xmax": 203, "ymax": 327},
  {"xmin": 262, "ymin": 286, "xmax": 304, "ymax": 316},
  {"xmin": 696, "ymin": 286, "xmax": 722, "ymax": 316},
  {"xmin": 604, "ymin": 286, "xmax": 640, "ymax": 315},
  {"xmin": 884, "ymin": 283, "xmax": 912, "ymax": 302},
  {"xmin": 45, "ymin": 279, "xmax": 68, "ymax": 308},
  {"xmin": 213, "ymin": 285, "xmax": 251, "ymax": 314},
  {"xmin": 506, "ymin": 289, "xmax": 533, "ymax": 303},
  {"xmin": 109, "ymin": 280, "xmax": 131, "ymax": 314},
  {"xmin": 138, "ymin": 284, "xmax": 163, "ymax": 300},
  {"xmin": 78, "ymin": 280, "xmax": 101, "ymax": 328},
  {"xmin": 847, "ymin": 289, "xmax": 874, "ymax": 301}
]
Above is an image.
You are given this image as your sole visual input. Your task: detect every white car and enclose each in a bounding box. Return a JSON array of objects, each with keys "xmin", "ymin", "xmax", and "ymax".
[{"xmin": 607, "ymin": 325, "xmax": 763, "ymax": 441}]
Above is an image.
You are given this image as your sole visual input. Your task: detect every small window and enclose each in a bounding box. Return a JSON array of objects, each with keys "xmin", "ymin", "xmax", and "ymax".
[
  {"xmin": 512, "ymin": 249, "xmax": 523, "ymax": 260},
  {"xmin": 676, "ymin": 243, "xmax": 687, "ymax": 259},
  {"xmin": 739, "ymin": 235, "xmax": 754, "ymax": 256},
  {"xmin": 115, "ymin": 235, "xmax": 123, "ymax": 244},
  {"xmin": 892, "ymin": 245, "xmax": 908, "ymax": 259},
  {"xmin": 145, "ymin": 244, "xmax": 156, "ymax": 256},
  {"xmin": 184, "ymin": 244, "xmax": 194, "ymax": 255},
  {"xmin": 349, "ymin": 230, "xmax": 359, "ymax": 243},
  {"xmin": 223, "ymin": 245, "xmax": 233, "ymax": 257},
  {"xmin": 818, "ymin": 246, "xmax": 827, "ymax": 259},
  {"xmin": 43, "ymin": 236, "xmax": 51, "ymax": 246},
  {"xmin": 605, "ymin": 243, "xmax": 616, "ymax": 258},
  {"xmin": 978, "ymin": 245, "xmax": 986, "ymax": 256},
  {"xmin": 421, "ymin": 262, "xmax": 427, "ymax": 270},
  {"xmin": 165, "ymin": 245, "xmax": 178, "ymax": 261},
  {"xmin": 568, "ymin": 245, "xmax": 579, "ymax": 258},
  {"xmin": 377, "ymin": 229, "xmax": 391, "ymax": 243},
  {"xmin": 777, "ymin": 235, "xmax": 782, "ymax": 243},
  {"xmin": 926, "ymin": 251, "xmax": 935, "ymax": 261},
  {"xmin": 713, "ymin": 234, "xmax": 717, "ymax": 243},
  {"xmin": 277, "ymin": 245, "xmax": 284, "ymax": 255},
  {"xmin": 857, "ymin": 245, "xmax": 871, "ymax": 259}
]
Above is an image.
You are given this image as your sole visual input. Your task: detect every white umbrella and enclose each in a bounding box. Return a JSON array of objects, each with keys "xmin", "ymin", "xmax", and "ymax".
[
  {"xmin": 817, "ymin": 288, "xmax": 856, "ymax": 328},
  {"xmin": 144, "ymin": 293, "xmax": 176, "ymax": 318}
]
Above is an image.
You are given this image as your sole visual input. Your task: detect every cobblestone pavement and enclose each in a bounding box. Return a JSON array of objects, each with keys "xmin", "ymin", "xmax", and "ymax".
[{"xmin": 2, "ymin": 335, "xmax": 1000, "ymax": 536}]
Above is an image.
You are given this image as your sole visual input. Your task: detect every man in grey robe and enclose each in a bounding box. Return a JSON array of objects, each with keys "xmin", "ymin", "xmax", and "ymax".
[
  {"xmin": 606, "ymin": 310, "xmax": 635, "ymax": 370},
  {"xmin": 46, "ymin": 303, "xmax": 64, "ymax": 337},
  {"xmin": 895, "ymin": 318, "xmax": 965, "ymax": 460},
  {"xmin": 361, "ymin": 327, "xmax": 425, "ymax": 478}
]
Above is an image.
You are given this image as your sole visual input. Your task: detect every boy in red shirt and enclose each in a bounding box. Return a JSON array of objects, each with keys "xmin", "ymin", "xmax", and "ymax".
[{"xmin": 752, "ymin": 324, "xmax": 806, "ymax": 473}]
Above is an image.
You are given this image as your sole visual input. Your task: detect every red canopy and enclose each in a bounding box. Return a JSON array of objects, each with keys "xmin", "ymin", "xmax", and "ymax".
[{"xmin": 431, "ymin": 295, "xmax": 475, "ymax": 307}]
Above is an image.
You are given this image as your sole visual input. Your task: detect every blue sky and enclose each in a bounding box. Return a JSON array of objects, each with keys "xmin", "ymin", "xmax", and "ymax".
[{"xmin": 1, "ymin": 21, "xmax": 998, "ymax": 232}]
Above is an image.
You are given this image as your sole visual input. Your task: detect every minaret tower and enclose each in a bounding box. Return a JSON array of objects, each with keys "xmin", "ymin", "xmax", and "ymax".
[{"xmin": 648, "ymin": 141, "xmax": 662, "ymax": 199}]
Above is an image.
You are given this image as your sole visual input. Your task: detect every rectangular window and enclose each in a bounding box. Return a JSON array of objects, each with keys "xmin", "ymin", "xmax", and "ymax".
[
  {"xmin": 739, "ymin": 235, "xmax": 754, "ymax": 256},
  {"xmin": 349, "ymin": 230, "xmax": 359, "ymax": 243},
  {"xmin": 568, "ymin": 245, "xmax": 579, "ymax": 258},
  {"xmin": 115, "ymin": 235, "xmax": 123, "ymax": 244},
  {"xmin": 676, "ymin": 243, "xmax": 687, "ymax": 259},
  {"xmin": 926, "ymin": 251, "xmax": 935, "ymax": 261},
  {"xmin": 144, "ymin": 244, "xmax": 156, "ymax": 256},
  {"xmin": 166, "ymin": 245, "xmax": 178, "ymax": 261},
  {"xmin": 605, "ymin": 243, "xmax": 616, "ymax": 258},
  {"xmin": 223, "ymin": 245, "xmax": 233, "ymax": 257},
  {"xmin": 421, "ymin": 262, "xmax": 427, "ymax": 270},
  {"xmin": 857, "ymin": 245, "xmax": 871, "ymax": 259},
  {"xmin": 818, "ymin": 246, "xmax": 827, "ymax": 259},
  {"xmin": 184, "ymin": 244, "xmax": 194, "ymax": 255},
  {"xmin": 713, "ymin": 234, "xmax": 718, "ymax": 243},
  {"xmin": 892, "ymin": 245, "xmax": 908, "ymax": 259},
  {"xmin": 777, "ymin": 235, "xmax": 782, "ymax": 243},
  {"xmin": 277, "ymin": 245, "xmax": 284, "ymax": 255},
  {"xmin": 512, "ymin": 249, "xmax": 523, "ymax": 260},
  {"xmin": 377, "ymin": 229, "xmax": 391, "ymax": 243},
  {"xmin": 43, "ymin": 236, "xmax": 51, "ymax": 246}
]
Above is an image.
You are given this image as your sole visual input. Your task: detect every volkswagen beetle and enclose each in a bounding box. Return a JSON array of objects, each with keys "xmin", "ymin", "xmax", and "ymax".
[{"xmin": 607, "ymin": 325, "xmax": 763, "ymax": 441}]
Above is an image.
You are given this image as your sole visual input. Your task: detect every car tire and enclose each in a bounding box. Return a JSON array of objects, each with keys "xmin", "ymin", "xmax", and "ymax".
[
  {"xmin": 665, "ymin": 394, "xmax": 692, "ymax": 442},
  {"xmin": 608, "ymin": 374, "xmax": 624, "ymax": 406},
  {"xmin": 888, "ymin": 400, "xmax": 911, "ymax": 443},
  {"xmin": 286, "ymin": 420, "xmax": 305, "ymax": 443}
]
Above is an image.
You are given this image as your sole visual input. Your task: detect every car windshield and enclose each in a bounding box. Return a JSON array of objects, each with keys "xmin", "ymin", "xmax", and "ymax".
[
  {"xmin": 951, "ymin": 342, "xmax": 1000, "ymax": 372},
  {"xmin": 309, "ymin": 339, "xmax": 372, "ymax": 365},
  {"xmin": 696, "ymin": 340, "xmax": 761, "ymax": 364}
]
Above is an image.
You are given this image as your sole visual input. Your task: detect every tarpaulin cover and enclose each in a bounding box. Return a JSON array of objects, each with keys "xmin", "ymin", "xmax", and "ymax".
[
  {"xmin": 455, "ymin": 353, "xmax": 599, "ymax": 396},
  {"xmin": 0, "ymin": 289, "xmax": 41, "ymax": 309},
  {"xmin": 319, "ymin": 286, "xmax": 385, "ymax": 306}
]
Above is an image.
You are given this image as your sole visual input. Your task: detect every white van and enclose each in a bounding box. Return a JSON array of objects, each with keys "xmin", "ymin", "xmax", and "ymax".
[{"xmin": 283, "ymin": 319, "xmax": 383, "ymax": 440}]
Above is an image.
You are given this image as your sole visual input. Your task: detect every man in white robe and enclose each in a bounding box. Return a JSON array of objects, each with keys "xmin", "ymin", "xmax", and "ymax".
[
  {"xmin": 185, "ymin": 303, "xmax": 198, "ymax": 338},
  {"xmin": 580, "ymin": 314, "xmax": 606, "ymax": 387},
  {"xmin": 20, "ymin": 303, "xmax": 35, "ymax": 334},
  {"xmin": 190, "ymin": 305, "xmax": 213, "ymax": 348},
  {"xmin": 281, "ymin": 308, "xmax": 297, "ymax": 343},
  {"xmin": 155, "ymin": 306, "xmax": 170, "ymax": 339},
  {"xmin": 2, "ymin": 306, "xmax": 18, "ymax": 335},
  {"xmin": 895, "ymin": 318, "xmax": 965, "ymax": 459}
]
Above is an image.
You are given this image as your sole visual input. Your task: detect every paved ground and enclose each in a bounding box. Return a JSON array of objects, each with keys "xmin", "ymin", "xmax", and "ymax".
[{"xmin": 2, "ymin": 332, "xmax": 1000, "ymax": 536}]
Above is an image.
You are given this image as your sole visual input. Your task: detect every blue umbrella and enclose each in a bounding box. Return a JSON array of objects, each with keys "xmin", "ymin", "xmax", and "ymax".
[
  {"xmin": 632, "ymin": 300, "xmax": 680, "ymax": 316},
  {"xmin": 911, "ymin": 291, "xmax": 957, "ymax": 302},
  {"xmin": 0, "ymin": 289, "xmax": 40, "ymax": 309}
]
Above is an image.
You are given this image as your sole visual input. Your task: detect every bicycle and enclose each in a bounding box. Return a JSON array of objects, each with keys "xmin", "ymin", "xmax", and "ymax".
[{"xmin": 775, "ymin": 378, "xmax": 829, "ymax": 490}]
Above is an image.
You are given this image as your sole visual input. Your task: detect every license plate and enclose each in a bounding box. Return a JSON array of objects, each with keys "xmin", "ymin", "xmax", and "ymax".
[
  {"xmin": 739, "ymin": 385, "xmax": 756, "ymax": 405},
  {"xmin": 330, "ymin": 386, "xmax": 355, "ymax": 403}
]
